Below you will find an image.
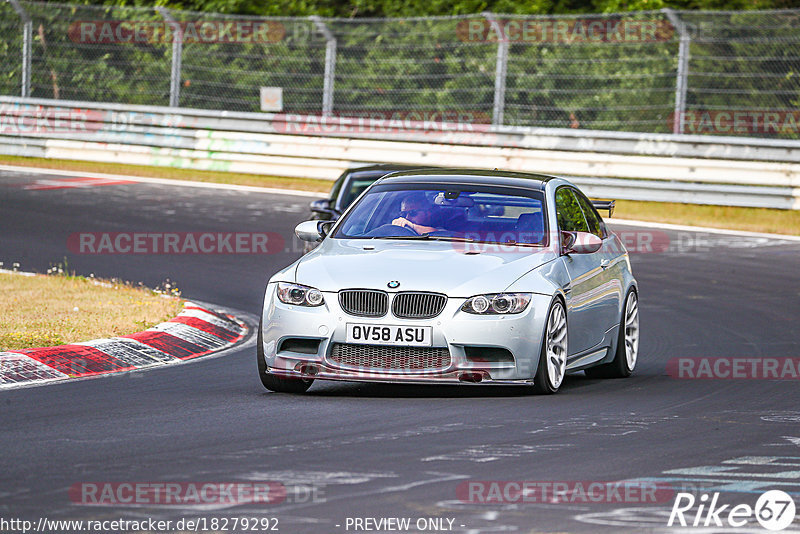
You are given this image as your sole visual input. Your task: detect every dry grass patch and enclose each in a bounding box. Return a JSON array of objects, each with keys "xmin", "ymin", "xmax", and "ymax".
[{"xmin": 0, "ymin": 271, "xmax": 184, "ymax": 351}]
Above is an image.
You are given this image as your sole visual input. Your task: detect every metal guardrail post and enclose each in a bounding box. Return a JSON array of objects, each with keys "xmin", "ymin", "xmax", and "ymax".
[
  {"xmin": 483, "ymin": 12, "xmax": 508, "ymax": 128},
  {"xmin": 157, "ymin": 7, "xmax": 183, "ymax": 108},
  {"xmin": 663, "ymin": 9, "xmax": 690, "ymax": 135},
  {"xmin": 310, "ymin": 16, "xmax": 336, "ymax": 117},
  {"xmin": 8, "ymin": 0, "xmax": 32, "ymax": 98}
]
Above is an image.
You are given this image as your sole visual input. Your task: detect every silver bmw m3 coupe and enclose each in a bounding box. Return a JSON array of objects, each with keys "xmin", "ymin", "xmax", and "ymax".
[{"xmin": 258, "ymin": 169, "xmax": 639, "ymax": 394}]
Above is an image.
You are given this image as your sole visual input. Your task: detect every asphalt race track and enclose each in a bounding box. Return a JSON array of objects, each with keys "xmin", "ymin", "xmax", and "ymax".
[{"xmin": 1, "ymin": 168, "xmax": 800, "ymax": 534}]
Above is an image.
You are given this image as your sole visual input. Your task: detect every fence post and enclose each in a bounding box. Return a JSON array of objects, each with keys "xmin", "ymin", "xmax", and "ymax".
[
  {"xmin": 663, "ymin": 8, "xmax": 690, "ymax": 134},
  {"xmin": 310, "ymin": 16, "xmax": 336, "ymax": 117},
  {"xmin": 483, "ymin": 12, "xmax": 507, "ymax": 128},
  {"xmin": 157, "ymin": 7, "xmax": 183, "ymax": 108},
  {"xmin": 9, "ymin": 0, "xmax": 32, "ymax": 98}
]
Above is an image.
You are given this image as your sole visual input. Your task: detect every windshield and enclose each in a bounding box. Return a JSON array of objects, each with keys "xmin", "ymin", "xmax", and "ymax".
[{"xmin": 334, "ymin": 184, "xmax": 548, "ymax": 246}]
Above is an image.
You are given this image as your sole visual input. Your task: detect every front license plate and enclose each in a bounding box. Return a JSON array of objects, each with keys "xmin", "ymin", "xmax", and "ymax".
[{"xmin": 346, "ymin": 323, "xmax": 432, "ymax": 347}]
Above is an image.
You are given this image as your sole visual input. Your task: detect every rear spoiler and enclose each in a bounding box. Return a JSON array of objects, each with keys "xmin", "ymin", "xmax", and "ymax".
[{"xmin": 591, "ymin": 200, "xmax": 615, "ymax": 217}]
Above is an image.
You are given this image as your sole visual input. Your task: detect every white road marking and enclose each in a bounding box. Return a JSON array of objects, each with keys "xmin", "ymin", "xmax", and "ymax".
[
  {"xmin": 767, "ymin": 437, "xmax": 800, "ymax": 448},
  {"xmin": 240, "ymin": 471, "xmax": 397, "ymax": 485},
  {"xmin": 762, "ymin": 412, "xmax": 800, "ymax": 423},
  {"xmin": 527, "ymin": 414, "xmax": 679, "ymax": 437},
  {"xmin": 0, "ymin": 165, "xmax": 323, "ymax": 197},
  {"xmin": 611, "ymin": 218, "xmax": 800, "ymax": 242},
  {"xmin": 422, "ymin": 444, "xmax": 571, "ymax": 463}
]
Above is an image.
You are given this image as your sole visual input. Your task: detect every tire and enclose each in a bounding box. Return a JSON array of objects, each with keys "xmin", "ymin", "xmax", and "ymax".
[
  {"xmin": 257, "ymin": 317, "xmax": 314, "ymax": 393},
  {"xmin": 585, "ymin": 289, "xmax": 639, "ymax": 379},
  {"xmin": 533, "ymin": 299, "xmax": 568, "ymax": 395}
]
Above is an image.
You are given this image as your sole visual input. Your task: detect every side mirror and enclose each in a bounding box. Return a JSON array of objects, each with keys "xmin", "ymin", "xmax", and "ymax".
[
  {"xmin": 310, "ymin": 199, "xmax": 336, "ymax": 217},
  {"xmin": 562, "ymin": 231, "xmax": 602, "ymax": 254},
  {"xmin": 591, "ymin": 200, "xmax": 615, "ymax": 217},
  {"xmin": 295, "ymin": 220, "xmax": 325, "ymax": 243},
  {"xmin": 318, "ymin": 220, "xmax": 336, "ymax": 237}
]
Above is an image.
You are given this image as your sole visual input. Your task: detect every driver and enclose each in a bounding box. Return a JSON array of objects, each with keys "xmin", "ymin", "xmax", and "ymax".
[{"xmin": 391, "ymin": 193, "xmax": 442, "ymax": 234}]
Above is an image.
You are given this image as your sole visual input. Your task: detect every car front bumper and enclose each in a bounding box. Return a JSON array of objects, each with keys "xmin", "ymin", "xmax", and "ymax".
[{"xmin": 260, "ymin": 283, "xmax": 554, "ymax": 384}]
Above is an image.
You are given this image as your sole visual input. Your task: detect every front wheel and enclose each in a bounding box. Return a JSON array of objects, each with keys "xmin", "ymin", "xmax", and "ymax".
[
  {"xmin": 585, "ymin": 289, "xmax": 639, "ymax": 379},
  {"xmin": 257, "ymin": 317, "xmax": 314, "ymax": 393},
  {"xmin": 533, "ymin": 300, "xmax": 568, "ymax": 395}
]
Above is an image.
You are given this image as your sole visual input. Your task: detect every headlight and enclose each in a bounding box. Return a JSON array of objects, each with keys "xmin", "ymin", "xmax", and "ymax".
[
  {"xmin": 277, "ymin": 282, "xmax": 325, "ymax": 307},
  {"xmin": 461, "ymin": 293, "xmax": 531, "ymax": 315}
]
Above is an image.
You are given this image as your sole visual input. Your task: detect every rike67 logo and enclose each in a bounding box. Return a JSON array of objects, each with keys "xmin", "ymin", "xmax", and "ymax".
[{"xmin": 668, "ymin": 490, "xmax": 796, "ymax": 531}]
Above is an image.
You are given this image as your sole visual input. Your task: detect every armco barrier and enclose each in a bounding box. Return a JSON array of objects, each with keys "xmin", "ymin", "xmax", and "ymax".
[{"xmin": 1, "ymin": 97, "xmax": 799, "ymax": 209}]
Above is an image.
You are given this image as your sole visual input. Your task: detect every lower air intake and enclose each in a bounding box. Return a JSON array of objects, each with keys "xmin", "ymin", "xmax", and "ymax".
[{"xmin": 329, "ymin": 343, "xmax": 451, "ymax": 371}]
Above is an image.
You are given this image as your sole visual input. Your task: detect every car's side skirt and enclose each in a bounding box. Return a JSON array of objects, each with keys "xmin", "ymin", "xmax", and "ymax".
[{"xmin": 566, "ymin": 347, "xmax": 608, "ymax": 372}]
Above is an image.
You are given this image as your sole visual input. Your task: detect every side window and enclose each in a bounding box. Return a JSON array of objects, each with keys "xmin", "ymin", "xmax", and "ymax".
[
  {"xmin": 574, "ymin": 192, "xmax": 604, "ymax": 239},
  {"xmin": 343, "ymin": 178, "xmax": 377, "ymax": 208},
  {"xmin": 555, "ymin": 188, "xmax": 589, "ymax": 233},
  {"xmin": 329, "ymin": 172, "xmax": 347, "ymax": 207}
]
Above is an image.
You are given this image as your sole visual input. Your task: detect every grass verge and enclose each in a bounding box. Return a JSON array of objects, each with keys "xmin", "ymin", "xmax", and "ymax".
[
  {"xmin": 613, "ymin": 200, "xmax": 800, "ymax": 235},
  {"xmin": 0, "ymin": 268, "xmax": 184, "ymax": 351},
  {"xmin": 1, "ymin": 155, "xmax": 798, "ymax": 235}
]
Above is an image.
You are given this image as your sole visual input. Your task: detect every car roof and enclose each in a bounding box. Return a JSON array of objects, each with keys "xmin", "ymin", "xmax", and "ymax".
[
  {"xmin": 376, "ymin": 168, "xmax": 560, "ymax": 191},
  {"xmin": 345, "ymin": 164, "xmax": 429, "ymax": 175}
]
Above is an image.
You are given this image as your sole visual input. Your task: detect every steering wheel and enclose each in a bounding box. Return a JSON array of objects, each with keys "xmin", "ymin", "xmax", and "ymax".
[
  {"xmin": 395, "ymin": 222, "xmax": 420, "ymax": 235},
  {"xmin": 363, "ymin": 223, "xmax": 418, "ymax": 237}
]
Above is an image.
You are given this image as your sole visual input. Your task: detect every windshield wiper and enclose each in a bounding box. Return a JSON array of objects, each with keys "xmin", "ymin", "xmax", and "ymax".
[
  {"xmin": 480, "ymin": 240, "xmax": 542, "ymax": 247},
  {"xmin": 380, "ymin": 234, "xmax": 434, "ymax": 240},
  {"xmin": 382, "ymin": 234, "xmax": 476, "ymax": 242}
]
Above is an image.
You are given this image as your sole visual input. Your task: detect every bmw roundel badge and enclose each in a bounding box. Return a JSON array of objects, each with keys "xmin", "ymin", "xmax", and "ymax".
[{"xmin": 387, "ymin": 281, "xmax": 400, "ymax": 289}]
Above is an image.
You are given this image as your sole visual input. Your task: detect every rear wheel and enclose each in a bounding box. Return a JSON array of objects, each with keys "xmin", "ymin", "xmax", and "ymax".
[
  {"xmin": 585, "ymin": 289, "xmax": 639, "ymax": 379},
  {"xmin": 533, "ymin": 300, "xmax": 568, "ymax": 395},
  {"xmin": 257, "ymin": 317, "xmax": 314, "ymax": 393}
]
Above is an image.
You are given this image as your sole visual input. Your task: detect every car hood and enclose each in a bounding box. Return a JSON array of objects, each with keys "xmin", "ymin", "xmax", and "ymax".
[{"xmin": 293, "ymin": 238, "xmax": 557, "ymax": 296}]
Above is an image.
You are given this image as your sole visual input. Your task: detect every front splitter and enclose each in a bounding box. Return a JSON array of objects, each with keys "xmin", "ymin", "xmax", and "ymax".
[{"xmin": 267, "ymin": 366, "xmax": 534, "ymax": 386}]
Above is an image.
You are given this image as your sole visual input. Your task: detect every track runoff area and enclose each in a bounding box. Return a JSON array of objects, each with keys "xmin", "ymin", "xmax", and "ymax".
[{"xmin": 0, "ymin": 166, "xmax": 799, "ymax": 533}]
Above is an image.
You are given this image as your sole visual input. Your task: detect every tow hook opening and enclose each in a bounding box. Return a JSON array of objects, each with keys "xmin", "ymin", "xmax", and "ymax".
[
  {"xmin": 296, "ymin": 363, "xmax": 320, "ymax": 376},
  {"xmin": 458, "ymin": 371, "xmax": 486, "ymax": 383}
]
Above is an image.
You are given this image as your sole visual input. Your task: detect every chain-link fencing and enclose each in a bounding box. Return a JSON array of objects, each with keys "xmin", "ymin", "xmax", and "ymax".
[{"xmin": 1, "ymin": 1, "xmax": 799, "ymax": 137}]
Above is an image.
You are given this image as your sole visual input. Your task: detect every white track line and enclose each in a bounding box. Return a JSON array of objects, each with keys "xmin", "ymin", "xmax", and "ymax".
[
  {"xmin": 2, "ymin": 164, "xmax": 798, "ymax": 241},
  {"xmin": 0, "ymin": 164, "xmax": 324, "ymax": 198},
  {"xmin": 610, "ymin": 218, "xmax": 800, "ymax": 242}
]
